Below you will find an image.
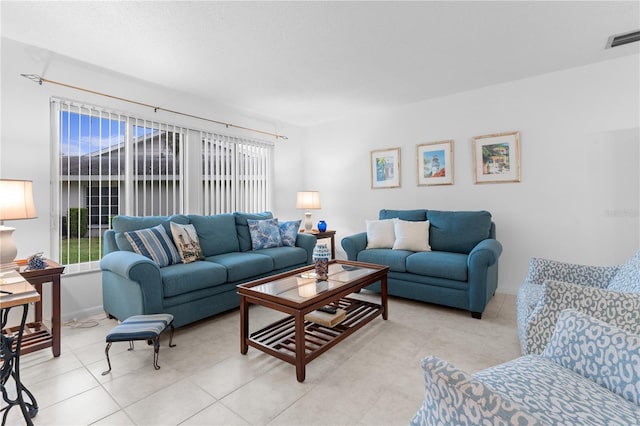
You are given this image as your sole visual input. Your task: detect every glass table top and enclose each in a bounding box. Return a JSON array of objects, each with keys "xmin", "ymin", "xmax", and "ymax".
[{"xmin": 248, "ymin": 263, "xmax": 378, "ymax": 303}]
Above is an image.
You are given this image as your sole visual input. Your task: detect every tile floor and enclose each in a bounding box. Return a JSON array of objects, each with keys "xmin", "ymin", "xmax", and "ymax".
[{"xmin": 4, "ymin": 292, "xmax": 521, "ymax": 425}]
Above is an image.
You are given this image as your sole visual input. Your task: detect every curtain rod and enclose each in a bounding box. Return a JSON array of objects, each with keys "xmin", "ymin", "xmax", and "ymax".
[{"xmin": 21, "ymin": 74, "xmax": 288, "ymax": 140}]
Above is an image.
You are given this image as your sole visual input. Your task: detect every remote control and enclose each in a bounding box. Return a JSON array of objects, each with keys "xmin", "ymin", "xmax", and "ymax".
[{"xmin": 317, "ymin": 305, "xmax": 337, "ymax": 314}]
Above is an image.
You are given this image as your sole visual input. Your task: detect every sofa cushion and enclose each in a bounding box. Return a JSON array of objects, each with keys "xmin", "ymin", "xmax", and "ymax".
[
  {"xmin": 427, "ymin": 210, "xmax": 492, "ymax": 254},
  {"xmin": 608, "ymin": 250, "xmax": 640, "ymax": 293},
  {"xmin": 170, "ymin": 222, "xmax": 205, "ymax": 263},
  {"xmin": 357, "ymin": 248, "xmax": 410, "ymax": 272},
  {"xmin": 113, "ymin": 214, "xmax": 189, "ymax": 252},
  {"xmin": 161, "ymin": 261, "xmax": 228, "ymax": 297},
  {"xmin": 393, "ymin": 219, "xmax": 431, "ymax": 252},
  {"xmin": 124, "ymin": 224, "xmax": 181, "ymax": 267},
  {"xmin": 366, "ymin": 219, "xmax": 395, "ymax": 249},
  {"xmin": 189, "ymin": 214, "xmax": 240, "ymax": 256},
  {"xmin": 207, "ymin": 252, "xmax": 273, "ymax": 282},
  {"xmin": 474, "ymin": 355, "xmax": 640, "ymax": 425},
  {"xmin": 234, "ymin": 211, "xmax": 274, "ymax": 252},
  {"xmin": 255, "ymin": 246, "xmax": 308, "ymax": 270},
  {"xmin": 542, "ymin": 309, "xmax": 640, "ymax": 406},
  {"xmin": 406, "ymin": 251, "xmax": 468, "ymax": 281},
  {"xmin": 379, "ymin": 209, "xmax": 427, "ymax": 221},
  {"xmin": 248, "ymin": 218, "xmax": 283, "ymax": 249},
  {"xmin": 279, "ymin": 220, "xmax": 301, "ymax": 247}
]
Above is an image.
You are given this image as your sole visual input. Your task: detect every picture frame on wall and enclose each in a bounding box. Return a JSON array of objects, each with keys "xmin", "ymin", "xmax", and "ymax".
[
  {"xmin": 472, "ymin": 131, "xmax": 521, "ymax": 184},
  {"xmin": 371, "ymin": 147, "xmax": 401, "ymax": 189},
  {"xmin": 417, "ymin": 140, "xmax": 454, "ymax": 186}
]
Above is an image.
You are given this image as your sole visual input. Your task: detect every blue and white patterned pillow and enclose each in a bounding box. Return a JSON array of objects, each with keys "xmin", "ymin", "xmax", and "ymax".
[
  {"xmin": 608, "ymin": 250, "xmax": 640, "ymax": 293},
  {"xmin": 247, "ymin": 218, "xmax": 282, "ymax": 250},
  {"xmin": 542, "ymin": 309, "xmax": 640, "ymax": 405},
  {"xmin": 125, "ymin": 224, "xmax": 181, "ymax": 267},
  {"xmin": 279, "ymin": 220, "xmax": 301, "ymax": 247}
]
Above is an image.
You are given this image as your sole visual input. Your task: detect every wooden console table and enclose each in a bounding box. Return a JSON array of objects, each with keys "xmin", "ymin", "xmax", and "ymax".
[{"xmin": 7, "ymin": 259, "xmax": 65, "ymax": 357}]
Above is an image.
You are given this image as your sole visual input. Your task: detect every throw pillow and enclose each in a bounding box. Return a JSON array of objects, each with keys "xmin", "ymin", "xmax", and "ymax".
[
  {"xmin": 366, "ymin": 219, "xmax": 395, "ymax": 249},
  {"xmin": 392, "ymin": 219, "xmax": 431, "ymax": 251},
  {"xmin": 124, "ymin": 224, "xmax": 181, "ymax": 267},
  {"xmin": 608, "ymin": 250, "xmax": 640, "ymax": 293},
  {"xmin": 279, "ymin": 220, "xmax": 301, "ymax": 247},
  {"xmin": 170, "ymin": 222, "xmax": 205, "ymax": 263},
  {"xmin": 248, "ymin": 218, "xmax": 283, "ymax": 250},
  {"xmin": 542, "ymin": 309, "xmax": 640, "ymax": 406}
]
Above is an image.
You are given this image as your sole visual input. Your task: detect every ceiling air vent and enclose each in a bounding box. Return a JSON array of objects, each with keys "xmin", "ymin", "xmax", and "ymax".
[{"xmin": 606, "ymin": 30, "xmax": 640, "ymax": 49}]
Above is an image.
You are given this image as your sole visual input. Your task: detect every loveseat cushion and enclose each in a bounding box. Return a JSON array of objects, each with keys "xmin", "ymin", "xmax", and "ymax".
[
  {"xmin": 542, "ymin": 309, "xmax": 640, "ymax": 406},
  {"xmin": 379, "ymin": 209, "xmax": 427, "ymax": 221},
  {"xmin": 161, "ymin": 261, "xmax": 228, "ymax": 297},
  {"xmin": 254, "ymin": 246, "xmax": 308, "ymax": 270},
  {"xmin": 608, "ymin": 250, "xmax": 640, "ymax": 293},
  {"xmin": 113, "ymin": 214, "xmax": 189, "ymax": 252},
  {"xmin": 357, "ymin": 248, "xmax": 410, "ymax": 272},
  {"xmin": 406, "ymin": 252, "xmax": 468, "ymax": 281},
  {"xmin": 474, "ymin": 355, "xmax": 640, "ymax": 424},
  {"xmin": 207, "ymin": 252, "xmax": 273, "ymax": 282},
  {"xmin": 427, "ymin": 210, "xmax": 492, "ymax": 254},
  {"xmin": 234, "ymin": 211, "xmax": 274, "ymax": 252},
  {"xmin": 189, "ymin": 214, "xmax": 240, "ymax": 256}
]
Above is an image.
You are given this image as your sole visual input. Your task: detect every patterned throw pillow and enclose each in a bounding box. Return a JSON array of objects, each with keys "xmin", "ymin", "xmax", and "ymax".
[
  {"xmin": 248, "ymin": 218, "xmax": 283, "ymax": 250},
  {"xmin": 608, "ymin": 250, "xmax": 640, "ymax": 293},
  {"xmin": 170, "ymin": 222, "xmax": 205, "ymax": 263},
  {"xmin": 279, "ymin": 220, "xmax": 301, "ymax": 247},
  {"xmin": 542, "ymin": 309, "xmax": 640, "ymax": 405},
  {"xmin": 125, "ymin": 224, "xmax": 181, "ymax": 267}
]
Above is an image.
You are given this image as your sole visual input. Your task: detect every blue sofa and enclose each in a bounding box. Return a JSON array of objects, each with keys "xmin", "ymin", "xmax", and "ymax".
[
  {"xmin": 341, "ymin": 209, "xmax": 502, "ymax": 318},
  {"xmin": 101, "ymin": 212, "xmax": 316, "ymax": 327},
  {"xmin": 411, "ymin": 309, "xmax": 640, "ymax": 425}
]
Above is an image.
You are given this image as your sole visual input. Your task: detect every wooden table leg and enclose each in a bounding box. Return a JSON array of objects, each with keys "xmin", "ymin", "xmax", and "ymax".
[
  {"xmin": 381, "ymin": 275, "xmax": 388, "ymax": 320},
  {"xmin": 240, "ymin": 295, "xmax": 248, "ymax": 355},
  {"xmin": 52, "ymin": 275, "xmax": 61, "ymax": 357},
  {"xmin": 33, "ymin": 283, "xmax": 43, "ymax": 328},
  {"xmin": 294, "ymin": 311, "xmax": 306, "ymax": 382}
]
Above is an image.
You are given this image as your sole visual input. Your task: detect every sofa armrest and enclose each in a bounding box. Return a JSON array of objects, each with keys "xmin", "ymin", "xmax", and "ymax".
[
  {"xmin": 100, "ymin": 251, "xmax": 164, "ymax": 311},
  {"xmin": 295, "ymin": 233, "xmax": 317, "ymax": 265},
  {"xmin": 521, "ymin": 280, "xmax": 640, "ymax": 355},
  {"xmin": 411, "ymin": 356, "xmax": 539, "ymax": 426},
  {"xmin": 341, "ymin": 232, "xmax": 368, "ymax": 260},
  {"xmin": 468, "ymin": 239, "xmax": 502, "ymax": 268},
  {"xmin": 526, "ymin": 257, "xmax": 619, "ymax": 288}
]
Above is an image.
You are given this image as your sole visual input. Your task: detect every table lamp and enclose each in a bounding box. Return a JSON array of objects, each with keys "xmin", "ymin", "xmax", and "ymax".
[
  {"xmin": 0, "ymin": 179, "xmax": 37, "ymax": 270},
  {"xmin": 296, "ymin": 191, "xmax": 321, "ymax": 233}
]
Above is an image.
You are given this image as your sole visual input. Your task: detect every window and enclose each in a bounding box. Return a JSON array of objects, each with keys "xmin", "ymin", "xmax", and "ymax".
[{"xmin": 52, "ymin": 99, "xmax": 273, "ymax": 272}]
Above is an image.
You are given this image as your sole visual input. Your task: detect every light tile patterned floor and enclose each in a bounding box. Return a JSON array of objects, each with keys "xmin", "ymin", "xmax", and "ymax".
[{"xmin": 4, "ymin": 292, "xmax": 520, "ymax": 425}]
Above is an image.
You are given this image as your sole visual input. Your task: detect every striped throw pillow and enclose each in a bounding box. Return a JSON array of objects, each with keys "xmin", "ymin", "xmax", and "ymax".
[{"xmin": 125, "ymin": 224, "xmax": 181, "ymax": 267}]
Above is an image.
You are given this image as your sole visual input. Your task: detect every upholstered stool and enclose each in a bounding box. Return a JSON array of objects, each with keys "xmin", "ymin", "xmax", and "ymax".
[{"xmin": 102, "ymin": 314, "xmax": 175, "ymax": 375}]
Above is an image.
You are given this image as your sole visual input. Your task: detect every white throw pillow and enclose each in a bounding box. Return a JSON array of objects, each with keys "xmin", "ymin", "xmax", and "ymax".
[
  {"xmin": 366, "ymin": 219, "xmax": 396, "ymax": 249},
  {"xmin": 392, "ymin": 219, "xmax": 431, "ymax": 252}
]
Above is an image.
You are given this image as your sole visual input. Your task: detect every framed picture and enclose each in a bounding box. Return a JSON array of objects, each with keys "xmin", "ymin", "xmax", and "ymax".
[
  {"xmin": 371, "ymin": 147, "xmax": 401, "ymax": 189},
  {"xmin": 472, "ymin": 131, "xmax": 521, "ymax": 184},
  {"xmin": 417, "ymin": 140, "xmax": 454, "ymax": 186}
]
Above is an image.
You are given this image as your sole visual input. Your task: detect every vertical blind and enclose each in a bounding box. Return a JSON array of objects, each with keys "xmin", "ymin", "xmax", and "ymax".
[{"xmin": 53, "ymin": 99, "xmax": 273, "ymax": 272}]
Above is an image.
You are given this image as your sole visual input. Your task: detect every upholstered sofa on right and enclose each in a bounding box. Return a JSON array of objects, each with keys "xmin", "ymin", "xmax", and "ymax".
[
  {"xmin": 517, "ymin": 250, "xmax": 640, "ymax": 355},
  {"xmin": 411, "ymin": 309, "xmax": 640, "ymax": 425},
  {"xmin": 341, "ymin": 209, "xmax": 502, "ymax": 318}
]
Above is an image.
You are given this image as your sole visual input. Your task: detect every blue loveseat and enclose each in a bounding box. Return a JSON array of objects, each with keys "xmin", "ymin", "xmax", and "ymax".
[
  {"xmin": 101, "ymin": 212, "xmax": 316, "ymax": 327},
  {"xmin": 341, "ymin": 209, "xmax": 502, "ymax": 318}
]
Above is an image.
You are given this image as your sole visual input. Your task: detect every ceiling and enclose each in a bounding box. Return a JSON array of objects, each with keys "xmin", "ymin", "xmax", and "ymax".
[{"xmin": 2, "ymin": 1, "xmax": 639, "ymax": 127}]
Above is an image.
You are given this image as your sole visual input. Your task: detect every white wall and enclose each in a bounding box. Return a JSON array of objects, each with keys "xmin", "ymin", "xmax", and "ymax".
[
  {"xmin": 1, "ymin": 37, "xmax": 303, "ymax": 320},
  {"xmin": 295, "ymin": 55, "xmax": 640, "ymax": 294}
]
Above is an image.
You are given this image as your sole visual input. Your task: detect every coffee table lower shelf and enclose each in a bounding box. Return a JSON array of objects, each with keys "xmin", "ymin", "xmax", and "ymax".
[{"xmin": 247, "ymin": 297, "xmax": 382, "ymax": 367}]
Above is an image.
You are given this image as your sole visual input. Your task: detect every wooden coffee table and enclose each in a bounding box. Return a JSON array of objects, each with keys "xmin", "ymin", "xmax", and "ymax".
[{"xmin": 238, "ymin": 260, "xmax": 389, "ymax": 382}]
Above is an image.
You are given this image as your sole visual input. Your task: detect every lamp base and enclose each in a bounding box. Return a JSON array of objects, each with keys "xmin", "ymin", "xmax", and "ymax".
[
  {"xmin": 0, "ymin": 225, "xmax": 18, "ymax": 269},
  {"xmin": 304, "ymin": 211, "xmax": 313, "ymax": 233}
]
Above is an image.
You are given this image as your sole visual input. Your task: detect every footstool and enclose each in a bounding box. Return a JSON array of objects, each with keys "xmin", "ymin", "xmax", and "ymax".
[{"xmin": 102, "ymin": 314, "xmax": 175, "ymax": 375}]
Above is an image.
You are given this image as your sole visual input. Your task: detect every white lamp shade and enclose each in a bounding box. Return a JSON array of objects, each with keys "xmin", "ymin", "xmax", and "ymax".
[
  {"xmin": 296, "ymin": 191, "xmax": 321, "ymax": 210},
  {"xmin": 0, "ymin": 179, "xmax": 37, "ymax": 220}
]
